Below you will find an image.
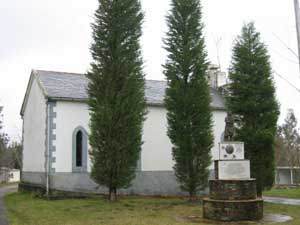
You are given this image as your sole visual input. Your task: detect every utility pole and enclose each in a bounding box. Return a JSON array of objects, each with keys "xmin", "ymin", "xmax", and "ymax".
[{"xmin": 294, "ymin": 0, "xmax": 300, "ymax": 72}]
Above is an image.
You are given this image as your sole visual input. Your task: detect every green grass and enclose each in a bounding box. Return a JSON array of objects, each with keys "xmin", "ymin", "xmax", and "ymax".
[
  {"xmin": 264, "ymin": 203, "xmax": 300, "ymax": 224},
  {"xmin": 4, "ymin": 192, "xmax": 300, "ymax": 225},
  {"xmin": 263, "ymin": 188, "xmax": 300, "ymax": 199}
]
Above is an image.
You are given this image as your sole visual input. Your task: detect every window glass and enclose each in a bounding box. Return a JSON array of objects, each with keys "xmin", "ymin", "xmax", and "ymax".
[{"xmin": 76, "ymin": 130, "xmax": 83, "ymax": 167}]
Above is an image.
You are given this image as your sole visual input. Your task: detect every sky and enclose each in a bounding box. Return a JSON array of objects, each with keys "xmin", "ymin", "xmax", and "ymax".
[{"xmin": 0, "ymin": 0, "xmax": 300, "ymax": 141}]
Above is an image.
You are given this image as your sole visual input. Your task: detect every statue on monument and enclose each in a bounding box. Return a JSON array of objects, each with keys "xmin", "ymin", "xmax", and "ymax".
[{"xmin": 224, "ymin": 112, "xmax": 235, "ymax": 142}]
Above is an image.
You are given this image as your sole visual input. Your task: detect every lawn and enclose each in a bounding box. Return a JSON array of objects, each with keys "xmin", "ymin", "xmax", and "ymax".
[
  {"xmin": 263, "ymin": 188, "xmax": 300, "ymax": 199},
  {"xmin": 4, "ymin": 192, "xmax": 300, "ymax": 225}
]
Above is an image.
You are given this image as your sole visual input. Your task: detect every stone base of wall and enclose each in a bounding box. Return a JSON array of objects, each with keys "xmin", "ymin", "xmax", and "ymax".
[
  {"xmin": 203, "ymin": 198, "xmax": 264, "ymax": 221},
  {"xmin": 209, "ymin": 179, "xmax": 257, "ymax": 200},
  {"xmin": 21, "ymin": 171, "xmax": 211, "ymax": 197},
  {"xmin": 19, "ymin": 182, "xmax": 46, "ymax": 195},
  {"xmin": 19, "ymin": 182, "xmax": 91, "ymax": 199}
]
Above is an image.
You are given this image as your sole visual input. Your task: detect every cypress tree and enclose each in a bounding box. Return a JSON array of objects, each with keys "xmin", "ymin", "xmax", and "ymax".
[
  {"xmin": 164, "ymin": 0, "xmax": 213, "ymax": 201},
  {"xmin": 87, "ymin": 0, "xmax": 146, "ymax": 201},
  {"xmin": 226, "ymin": 23, "xmax": 279, "ymax": 196}
]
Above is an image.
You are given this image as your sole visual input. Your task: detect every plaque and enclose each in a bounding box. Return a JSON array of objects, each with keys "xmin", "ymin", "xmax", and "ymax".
[
  {"xmin": 217, "ymin": 160, "xmax": 250, "ymax": 180},
  {"xmin": 219, "ymin": 142, "xmax": 244, "ymax": 160}
]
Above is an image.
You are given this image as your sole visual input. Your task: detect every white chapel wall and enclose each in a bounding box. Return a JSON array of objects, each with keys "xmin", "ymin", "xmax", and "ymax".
[
  {"xmin": 55, "ymin": 101, "xmax": 90, "ymax": 172},
  {"xmin": 142, "ymin": 107, "xmax": 227, "ymax": 171},
  {"xmin": 142, "ymin": 106, "xmax": 174, "ymax": 171},
  {"xmin": 54, "ymin": 102, "xmax": 172, "ymax": 172},
  {"xmin": 54, "ymin": 101, "xmax": 226, "ymax": 173},
  {"xmin": 23, "ymin": 77, "xmax": 47, "ymax": 172}
]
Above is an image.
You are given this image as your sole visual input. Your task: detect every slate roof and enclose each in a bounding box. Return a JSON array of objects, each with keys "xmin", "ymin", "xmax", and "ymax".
[{"xmin": 34, "ymin": 70, "xmax": 225, "ymax": 109}]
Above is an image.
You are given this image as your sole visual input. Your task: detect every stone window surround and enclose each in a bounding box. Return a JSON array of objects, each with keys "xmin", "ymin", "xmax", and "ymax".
[
  {"xmin": 48, "ymin": 101, "xmax": 57, "ymax": 174},
  {"xmin": 72, "ymin": 126, "xmax": 88, "ymax": 173},
  {"xmin": 71, "ymin": 126, "xmax": 142, "ymax": 173}
]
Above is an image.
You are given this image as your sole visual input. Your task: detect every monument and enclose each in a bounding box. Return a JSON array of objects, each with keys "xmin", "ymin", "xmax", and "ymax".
[{"xmin": 203, "ymin": 114, "xmax": 263, "ymax": 221}]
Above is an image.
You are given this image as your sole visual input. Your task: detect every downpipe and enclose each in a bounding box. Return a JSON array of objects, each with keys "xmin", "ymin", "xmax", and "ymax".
[{"xmin": 46, "ymin": 102, "xmax": 50, "ymax": 197}]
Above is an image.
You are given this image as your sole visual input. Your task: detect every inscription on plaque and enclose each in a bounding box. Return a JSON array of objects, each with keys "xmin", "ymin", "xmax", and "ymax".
[{"xmin": 218, "ymin": 160, "xmax": 250, "ymax": 180}]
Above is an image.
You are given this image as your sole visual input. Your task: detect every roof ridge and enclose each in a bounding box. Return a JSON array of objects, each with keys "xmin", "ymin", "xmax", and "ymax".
[
  {"xmin": 35, "ymin": 69, "xmax": 85, "ymax": 76},
  {"xmin": 35, "ymin": 70, "xmax": 168, "ymax": 82}
]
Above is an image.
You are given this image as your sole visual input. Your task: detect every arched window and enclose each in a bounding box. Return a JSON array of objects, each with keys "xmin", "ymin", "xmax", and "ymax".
[
  {"xmin": 76, "ymin": 130, "xmax": 83, "ymax": 167},
  {"xmin": 72, "ymin": 127, "xmax": 88, "ymax": 172}
]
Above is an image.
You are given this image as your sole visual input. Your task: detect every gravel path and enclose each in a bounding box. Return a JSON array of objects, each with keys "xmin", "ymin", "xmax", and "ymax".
[{"xmin": 264, "ymin": 196, "xmax": 300, "ymax": 206}]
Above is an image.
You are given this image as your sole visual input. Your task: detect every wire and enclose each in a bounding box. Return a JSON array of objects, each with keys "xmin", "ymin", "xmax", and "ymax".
[
  {"xmin": 270, "ymin": 48, "xmax": 299, "ymax": 65},
  {"xmin": 274, "ymin": 71, "xmax": 300, "ymax": 94},
  {"xmin": 272, "ymin": 33, "xmax": 299, "ymax": 59}
]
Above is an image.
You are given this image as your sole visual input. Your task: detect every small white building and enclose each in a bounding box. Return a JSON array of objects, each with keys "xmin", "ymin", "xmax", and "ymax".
[
  {"xmin": 8, "ymin": 169, "xmax": 20, "ymax": 183},
  {"xmin": 276, "ymin": 167, "xmax": 300, "ymax": 186},
  {"xmin": 21, "ymin": 70, "xmax": 227, "ymax": 195},
  {"xmin": 0, "ymin": 168, "xmax": 20, "ymax": 183}
]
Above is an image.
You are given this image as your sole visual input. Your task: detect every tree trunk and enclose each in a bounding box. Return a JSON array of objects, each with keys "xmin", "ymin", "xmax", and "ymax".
[
  {"xmin": 257, "ymin": 187, "xmax": 263, "ymax": 198},
  {"xmin": 188, "ymin": 192, "xmax": 197, "ymax": 202},
  {"xmin": 109, "ymin": 187, "xmax": 117, "ymax": 202}
]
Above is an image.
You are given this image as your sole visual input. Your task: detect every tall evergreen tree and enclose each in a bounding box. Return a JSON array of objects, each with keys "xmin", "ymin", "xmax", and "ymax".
[
  {"xmin": 276, "ymin": 110, "xmax": 300, "ymax": 184},
  {"xmin": 87, "ymin": 0, "xmax": 146, "ymax": 201},
  {"xmin": 164, "ymin": 0, "xmax": 213, "ymax": 201},
  {"xmin": 226, "ymin": 23, "xmax": 279, "ymax": 196}
]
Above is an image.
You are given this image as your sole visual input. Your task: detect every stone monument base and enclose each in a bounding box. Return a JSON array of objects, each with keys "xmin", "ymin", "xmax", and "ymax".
[
  {"xmin": 209, "ymin": 179, "xmax": 257, "ymax": 200},
  {"xmin": 204, "ymin": 141, "xmax": 264, "ymax": 221},
  {"xmin": 203, "ymin": 178, "xmax": 263, "ymax": 221},
  {"xmin": 203, "ymin": 198, "xmax": 264, "ymax": 221}
]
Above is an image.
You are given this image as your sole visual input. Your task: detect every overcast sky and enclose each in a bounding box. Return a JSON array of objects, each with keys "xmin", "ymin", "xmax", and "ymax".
[{"xmin": 0, "ymin": 0, "xmax": 300, "ymax": 141}]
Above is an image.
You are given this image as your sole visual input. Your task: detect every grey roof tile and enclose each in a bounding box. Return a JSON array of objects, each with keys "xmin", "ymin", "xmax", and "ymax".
[{"xmin": 35, "ymin": 70, "xmax": 225, "ymax": 110}]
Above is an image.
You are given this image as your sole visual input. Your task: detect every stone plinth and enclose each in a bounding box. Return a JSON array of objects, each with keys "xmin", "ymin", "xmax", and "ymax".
[
  {"xmin": 203, "ymin": 198, "xmax": 264, "ymax": 221},
  {"xmin": 209, "ymin": 179, "xmax": 257, "ymax": 200},
  {"xmin": 204, "ymin": 159, "xmax": 263, "ymax": 221},
  {"xmin": 204, "ymin": 141, "xmax": 263, "ymax": 222}
]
